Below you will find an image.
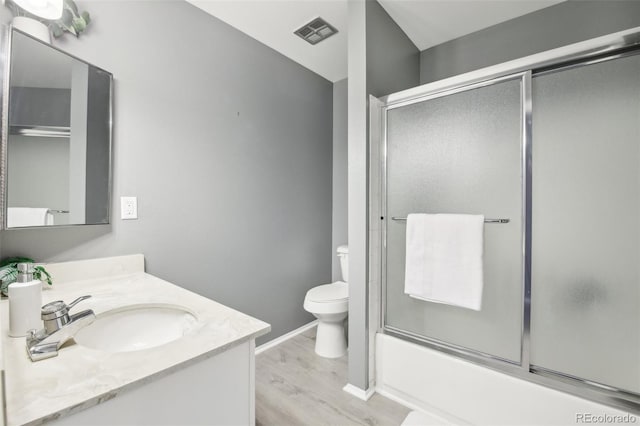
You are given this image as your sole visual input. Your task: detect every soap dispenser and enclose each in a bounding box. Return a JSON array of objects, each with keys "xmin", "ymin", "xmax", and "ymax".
[{"xmin": 8, "ymin": 263, "xmax": 43, "ymax": 337}]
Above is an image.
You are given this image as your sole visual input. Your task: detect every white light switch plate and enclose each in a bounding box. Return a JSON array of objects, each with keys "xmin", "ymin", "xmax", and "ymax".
[{"xmin": 121, "ymin": 196, "xmax": 138, "ymax": 220}]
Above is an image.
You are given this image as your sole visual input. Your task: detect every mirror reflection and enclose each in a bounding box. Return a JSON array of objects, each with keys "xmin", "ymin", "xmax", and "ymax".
[{"xmin": 6, "ymin": 29, "xmax": 112, "ymax": 228}]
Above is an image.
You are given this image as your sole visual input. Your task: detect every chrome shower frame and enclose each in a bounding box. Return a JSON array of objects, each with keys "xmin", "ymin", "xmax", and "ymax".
[{"xmin": 375, "ymin": 26, "xmax": 640, "ymax": 414}]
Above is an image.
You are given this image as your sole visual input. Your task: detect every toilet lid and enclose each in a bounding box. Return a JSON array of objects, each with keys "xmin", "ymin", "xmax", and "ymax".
[{"xmin": 306, "ymin": 281, "xmax": 348, "ymax": 302}]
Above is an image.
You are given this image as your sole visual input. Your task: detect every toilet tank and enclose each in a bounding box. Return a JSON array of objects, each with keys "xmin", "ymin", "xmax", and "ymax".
[{"xmin": 337, "ymin": 245, "xmax": 348, "ymax": 282}]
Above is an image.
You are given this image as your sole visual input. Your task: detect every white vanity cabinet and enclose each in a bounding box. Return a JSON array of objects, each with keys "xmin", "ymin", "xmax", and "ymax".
[
  {"xmin": 2, "ymin": 255, "xmax": 270, "ymax": 426},
  {"xmin": 53, "ymin": 341, "xmax": 256, "ymax": 426}
]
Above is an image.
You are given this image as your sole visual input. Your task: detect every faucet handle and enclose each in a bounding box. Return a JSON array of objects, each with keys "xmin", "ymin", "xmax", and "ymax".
[
  {"xmin": 41, "ymin": 295, "xmax": 92, "ymax": 333},
  {"xmin": 42, "ymin": 295, "xmax": 92, "ymax": 317},
  {"xmin": 67, "ymin": 295, "xmax": 92, "ymax": 310}
]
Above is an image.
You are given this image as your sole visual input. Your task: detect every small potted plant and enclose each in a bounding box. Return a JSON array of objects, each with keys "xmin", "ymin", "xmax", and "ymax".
[
  {"xmin": 0, "ymin": 257, "xmax": 53, "ymax": 296},
  {"xmin": 49, "ymin": 0, "xmax": 91, "ymax": 38}
]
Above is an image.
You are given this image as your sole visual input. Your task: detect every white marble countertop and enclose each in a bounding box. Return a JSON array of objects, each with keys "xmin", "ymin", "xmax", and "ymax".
[{"xmin": 1, "ymin": 255, "xmax": 270, "ymax": 426}]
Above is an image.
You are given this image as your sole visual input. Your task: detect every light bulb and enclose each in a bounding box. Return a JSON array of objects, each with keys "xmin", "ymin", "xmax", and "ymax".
[
  {"xmin": 12, "ymin": 0, "xmax": 63, "ymax": 20},
  {"xmin": 26, "ymin": 0, "xmax": 48, "ymax": 9}
]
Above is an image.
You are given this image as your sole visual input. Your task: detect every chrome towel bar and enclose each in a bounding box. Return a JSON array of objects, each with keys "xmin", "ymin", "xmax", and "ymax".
[{"xmin": 391, "ymin": 216, "xmax": 509, "ymax": 224}]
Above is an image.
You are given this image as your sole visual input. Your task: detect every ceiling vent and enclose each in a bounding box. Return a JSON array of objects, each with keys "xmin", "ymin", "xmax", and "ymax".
[{"xmin": 294, "ymin": 17, "xmax": 338, "ymax": 45}]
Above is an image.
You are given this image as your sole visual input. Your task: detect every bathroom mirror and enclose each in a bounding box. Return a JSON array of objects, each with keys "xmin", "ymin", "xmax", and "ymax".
[{"xmin": 2, "ymin": 28, "xmax": 112, "ymax": 228}]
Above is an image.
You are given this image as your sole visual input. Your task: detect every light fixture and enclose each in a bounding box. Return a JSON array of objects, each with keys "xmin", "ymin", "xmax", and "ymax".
[
  {"xmin": 294, "ymin": 17, "xmax": 338, "ymax": 45},
  {"xmin": 12, "ymin": 0, "xmax": 62, "ymax": 20}
]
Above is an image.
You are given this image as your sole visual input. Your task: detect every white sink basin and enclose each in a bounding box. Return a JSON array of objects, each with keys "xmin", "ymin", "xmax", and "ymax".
[{"xmin": 74, "ymin": 304, "xmax": 198, "ymax": 353}]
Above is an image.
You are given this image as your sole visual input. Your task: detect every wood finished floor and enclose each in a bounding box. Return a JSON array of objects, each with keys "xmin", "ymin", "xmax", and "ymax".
[{"xmin": 256, "ymin": 327, "xmax": 410, "ymax": 426}]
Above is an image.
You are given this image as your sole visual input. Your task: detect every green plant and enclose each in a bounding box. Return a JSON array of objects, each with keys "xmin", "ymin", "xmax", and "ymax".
[
  {"xmin": 49, "ymin": 0, "xmax": 91, "ymax": 38},
  {"xmin": 0, "ymin": 257, "xmax": 52, "ymax": 296}
]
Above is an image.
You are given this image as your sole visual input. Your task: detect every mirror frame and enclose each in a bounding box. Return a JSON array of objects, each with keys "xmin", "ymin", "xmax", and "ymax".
[{"xmin": 0, "ymin": 26, "xmax": 113, "ymax": 230}]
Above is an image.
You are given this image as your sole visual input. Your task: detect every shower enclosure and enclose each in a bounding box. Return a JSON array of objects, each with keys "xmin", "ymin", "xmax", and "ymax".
[{"xmin": 375, "ymin": 29, "xmax": 640, "ymax": 412}]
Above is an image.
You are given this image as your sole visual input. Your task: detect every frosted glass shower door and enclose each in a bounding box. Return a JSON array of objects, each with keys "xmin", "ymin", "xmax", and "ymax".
[
  {"xmin": 384, "ymin": 76, "xmax": 524, "ymax": 362},
  {"xmin": 531, "ymin": 54, "xmax": 640, "ymax": 393}
]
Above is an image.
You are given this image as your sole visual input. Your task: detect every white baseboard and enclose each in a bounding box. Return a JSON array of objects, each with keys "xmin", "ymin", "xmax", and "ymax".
[
  {"xmin": 255, "ymin": 320, "xmax": 318, "ymax": 355},
  {"xmin": 343, "ymin": 383, "xmax": 375, "ymax": 401}
]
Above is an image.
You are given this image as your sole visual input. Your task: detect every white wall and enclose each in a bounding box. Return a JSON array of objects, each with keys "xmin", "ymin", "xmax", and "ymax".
[
  {"xmin": 347, "ymin": 0, "xmax": 420, "ymax": 392},
  {"xmin": 346, "ymin": 0, "xmax": 369, "ymax": 391}
]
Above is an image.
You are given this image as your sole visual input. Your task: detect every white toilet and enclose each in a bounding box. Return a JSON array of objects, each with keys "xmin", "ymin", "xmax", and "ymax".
[{"xmin": 304, "ymin": 245, "xmax": 349, "ymax": 358}]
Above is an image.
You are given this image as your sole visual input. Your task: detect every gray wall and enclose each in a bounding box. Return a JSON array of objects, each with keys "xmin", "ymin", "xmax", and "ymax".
[
  {"xmin": 347, "ymin": 0, "xmax": 419, "ymax": 391},
  {"xmin": 420, "ymin": 0, "xmax": 640, "ymax": 84},
  {"xmin": 9, "ymin": 87, "xmax": 70, "ymax": 127},
  {"xmin": 332, "ymin": 78, "xmax": 347, "ymax": 281},
  {"xmin": 1, "ymin": 0, "xmax": 333, "ymax": 345},
  {"xmin": 366, "ymin": 0, "xmax": 420, "ymax": 97}
]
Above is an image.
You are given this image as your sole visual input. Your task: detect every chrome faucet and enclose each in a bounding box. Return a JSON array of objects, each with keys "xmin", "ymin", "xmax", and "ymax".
[{"xmin": 27, "ymin": 295, "xmax": 95, "ymax": 362}]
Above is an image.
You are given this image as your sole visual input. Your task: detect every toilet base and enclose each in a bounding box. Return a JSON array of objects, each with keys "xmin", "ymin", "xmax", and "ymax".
[{"xmin": 315, "ymin": 317, "xmax": 347, "ymax": 358}]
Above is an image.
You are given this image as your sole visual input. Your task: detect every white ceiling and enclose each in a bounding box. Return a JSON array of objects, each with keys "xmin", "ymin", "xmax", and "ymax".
[
  {"xmin": 186, "ymin": 0, "xmax": 348, "ymax": 82},
  {"xmin": 187, "ymin": 0, "xmax": 564, "ymax": 83},
  {"xmin": 378, "ymin": 0, "xmax": 564, "ymax": 51}
]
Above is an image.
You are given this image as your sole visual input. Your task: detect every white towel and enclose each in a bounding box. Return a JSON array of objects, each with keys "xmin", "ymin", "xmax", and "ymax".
[
  {"xmin": 404, "ymin": 213, "xmax": 484, "ymax": 311},
  {"xmin": 7, "ymin": 207, "xmax": 54, "ymax": 227}
]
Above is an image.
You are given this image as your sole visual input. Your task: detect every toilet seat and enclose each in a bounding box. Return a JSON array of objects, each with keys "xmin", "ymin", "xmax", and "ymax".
[
  {"xmin": 304, "ymin": 281, "xmax": 348, "ymax": 314},
  {"xmin": 306, "ymin": 281, "xmax": 348, "ymax": 302}
]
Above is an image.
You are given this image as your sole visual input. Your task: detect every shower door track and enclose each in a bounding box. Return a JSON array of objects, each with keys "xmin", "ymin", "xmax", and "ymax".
[{"xmin": 377, "ymin": 26, "xmax": 640, "ymax": 414}]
